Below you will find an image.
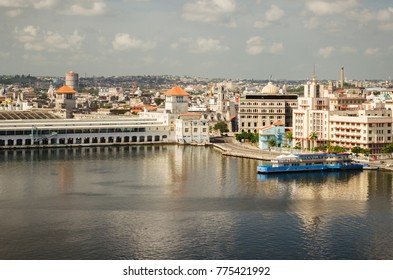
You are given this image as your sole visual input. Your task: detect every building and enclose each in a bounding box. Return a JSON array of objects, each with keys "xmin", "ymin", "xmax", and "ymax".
[
  {"xmin": 0, "ymin": 111, "xmax": 170, "ymax": 148},
  {"xmin": 329, "ymin": 103, "xmax": 393, "ymax": 154},
  {"xmin": 65, "ymin": 71, "xmax": 79, "ymax": 91},
  {"xmin": 175, "ymin": 113, "xmax": 209, "ymax": 144},
  {"xmin": 258, "ymin": 121, "xmax": 287, "ymax": 150},
  {"xmin": 293, "ymin": 75, "xmax": 330, "ymax": 149},
  {"xmin": 164, "ymin": 86, "xmax": 189, "ymax": 114},
  {"xmin": 54, "ymin": 85, "xmax": 77, "ymax": 118},
  {"xmin": 238, "ymin": 82, "xmax": 298, "ymax": 133},
  {"xmin": 293, "ymin": 75, "xmax": 393, "ymax": 154}
]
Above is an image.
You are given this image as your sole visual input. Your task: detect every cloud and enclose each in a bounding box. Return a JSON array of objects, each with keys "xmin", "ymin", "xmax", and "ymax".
[
  {"xmin": 14, "ymin": 26, "xmax": 84, "ymax": 51},
  {"xmin": 245, "ymin": 36, "xmax": 284, "ymax": 55},
  {"xmin": 0, "ymin": 0, "xmax": 29, "ymax": 8},
  {"xmin": 365, "ymin": 48, "xmax": 379, "ymax": 55},
  {"xmin": 182, "ymin": 0, "xmax": 237, "ymax": 26},
  {"xmin": 0, "ymin": 0, "xmax": 57, "ymax": 9},
  {"xmin": 33, "ymin": 0, "xmax": 58, "ymax": 9},
  {"xmin": 318, "ymin": 46, "xmax": 358, "ymax": 58},
  {"xmin": 6, "ymin": 9, "xmax": 23, "ymax": 17},
  {"xmin": 112, "ymin": 33, "xmax": 156, "ymax": 51},
  {"xmin": 254, "ymin": 4, "xmax": 285, "ymax": 28},
  {"xmin": 61, "ymin": 1, "xmax": 106, "ymax": 16},
  {"xmin": 306, "ymin": 0, "xmax": 359, "ymax": 16},
  {"xmin": 172, "ymin": 37, "xmax": 229, "ymax": 54},
  {"xmin": 318, "ymin": 46, "xmax": 335, "ymax": 58}
]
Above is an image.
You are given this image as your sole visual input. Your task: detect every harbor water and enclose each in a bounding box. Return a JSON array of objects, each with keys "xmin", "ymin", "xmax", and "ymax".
[{"xmin": 0, "ymin": 145, "xmax": 393, "ymax": 260}]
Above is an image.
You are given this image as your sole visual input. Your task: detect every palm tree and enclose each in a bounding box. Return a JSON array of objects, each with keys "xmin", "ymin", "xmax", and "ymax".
[
  {"xmin": 309, "ymin": 131, "xmax": 318, "ymax": 150},
  {"xmin": 286, "ymin": 131, "xmax": 293, "ymax": 147}
]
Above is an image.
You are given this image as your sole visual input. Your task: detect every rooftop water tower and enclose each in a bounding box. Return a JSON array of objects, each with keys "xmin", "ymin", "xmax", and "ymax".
[{"xmin": 65, "ymin": 71, "xmax": 79, "ymax": 91}]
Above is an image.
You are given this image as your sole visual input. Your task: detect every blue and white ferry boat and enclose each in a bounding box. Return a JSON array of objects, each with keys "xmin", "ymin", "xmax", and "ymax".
[{"xmin": 257, "ymin": 153, "xmax": 363, "ymax": 174}]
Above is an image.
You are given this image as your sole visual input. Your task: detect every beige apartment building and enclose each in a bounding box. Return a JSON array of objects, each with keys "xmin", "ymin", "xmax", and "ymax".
[
  {"xmin": 292, "ymin": 75, "xmax": 393, "ymax": 154},
  {"xmin": 329, "ymin": 105, "xmax": 392, "ymax": 154},
  {"xmin": 238, "ymin": 82, "xmax": 298, "ymax": 133}
]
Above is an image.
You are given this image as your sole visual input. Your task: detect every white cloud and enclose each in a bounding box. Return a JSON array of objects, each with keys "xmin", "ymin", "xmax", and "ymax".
[
  {"xmin": 365, "ymin": 48, "xmax": 379, "ymax": 55},
  {"xmin": 254, "ymin": 4, "xmax": 285, "ymax": 29},
  {"xmin": 33, "ymin": 0, "xmax": 58, "ymax": 9},
  {"xmin": 6, "ymin": 9, "xmax": 23, "ymax": 17},
  {"xmin": 14, "ymin": 26, "xmax": 84, "ymax": 51},
  {"xmin": 172, "ymin": 37, "xmax": 229, "ymax": 54},
  {"xmin": 62, "ymin": 1, "xmax": 106, "ymax": 16},
  {"xmin": 318, "ymin": 46, "xmax": 336, "ymax": 58},
  {"xmin": 14, "ymin": 25, "xmax": 39, "ymax": 43},
  {"xmin": 0, "ymin": 0, "xmax": 29, "ymax": 8},
  {"xmin": 1, "ymin": 0, "xmax": 57, "ymax": 16},
  {"xmin": 306, "ymin": 0, "xmax": 359, "ymax": 16},
  {"xmin": 379, "ymin": 22, "xmax": 393, "ymax": 30},
  {"xmin": 182, "ymin": 0, "xmax": 237, "ymax": 25},
  {"xmin": 245, "ymin": 36, "xmax": 284, "ymax": 55},
  {"xmin": 112, "ymin": 33, "xmax": 156, "ymax": 51},
  {"xmin": 266, "ymin": 4, "xmax": 285, "ymax": 22},
  {"xmin": 0, "ymin": 0, "xmax": 57, "ymax": 9}
]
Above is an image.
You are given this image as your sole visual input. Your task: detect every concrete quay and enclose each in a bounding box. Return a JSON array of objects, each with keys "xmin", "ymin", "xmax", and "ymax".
[
  {"xmin": 212, "ymin": 141, "xmax": 393, "ymax": 172},
  {"xmin": 212, "ymin": 142, "xmax": 281, "ymax": 161}
]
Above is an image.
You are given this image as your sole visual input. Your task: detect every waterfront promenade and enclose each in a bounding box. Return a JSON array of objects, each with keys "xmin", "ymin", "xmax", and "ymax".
[{"xmin": 212, "ymin": 137, "xmax": 393, "ymax": 171}]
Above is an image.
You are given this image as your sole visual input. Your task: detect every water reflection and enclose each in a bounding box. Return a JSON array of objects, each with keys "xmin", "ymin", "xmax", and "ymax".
[{"xmin": 1, "ymin": 146, "xmax": 393, "ymax": 259}]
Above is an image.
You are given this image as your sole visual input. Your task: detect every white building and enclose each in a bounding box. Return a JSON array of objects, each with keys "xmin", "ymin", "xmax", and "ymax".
[
  {"xmin": 175, "ymin": 113, "xmax": 209, "ymax": 144},
  {"xmin": 54, "ymin": 85, "xmax": 77, "ymax": 119},
  {"xmin": 293, "ymin": 75, "xmax": 329, "ymax": 148},
  {"xmin": 293, "ymin": 75, "xmax": 393, "ymax": 154},
  {"xmin": 329, "ymin": 102, "xmax": 393, "ymax": 154},
  {"xmin": 163, "ymin": 86, "xmax": 209, "ymax": 144}
]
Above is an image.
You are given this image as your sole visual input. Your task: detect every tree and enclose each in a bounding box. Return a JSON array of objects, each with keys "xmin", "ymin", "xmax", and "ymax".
[
  {"xmin": 326, "ymin": 145, "xmax": 346, "ymax": 153},
  {"xmin": 286, "ymin": 131, "xmax": 293, "ymax": 146},
  {"xmin": 363, "ymin": 148, "xmax": 371, "ymax": 156},
  {"xmin": 213, "ymin": 121, "xmax": 229, "ymax": 135},
  {"xmin": 351, "ymin": 146, "xmax": 363, "ymax": 156},
  {"xmin": 154, "ymin": 98, "xmax": 162, "ymax": 106},
  {"xmin": 235, "ymin": 131, "xmax": 259, "ymax": 143},
  {"xmin": 382, "ymin": 143, "xmax": 393, "ymax": 153},
  {"xmin": 309, "ymin": 131, "xmax": 318, "ymax": 149},
  {"xmin": 268, "ymin": 139, "xmax": 277, "ymax": 147}
]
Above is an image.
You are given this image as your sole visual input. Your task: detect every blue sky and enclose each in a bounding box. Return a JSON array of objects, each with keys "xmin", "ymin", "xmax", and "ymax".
[{"xmin": 1, "ymin": 0, "xmax": 393, "ymax": 80}]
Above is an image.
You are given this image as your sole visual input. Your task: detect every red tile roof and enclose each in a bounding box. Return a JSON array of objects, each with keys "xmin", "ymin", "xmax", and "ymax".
[
  {"xmin": 178, "ymin": 113, "xmax": 201, "ymax": 117},
  {"xmin": 165, "ymin": 86, "xmax": 189, "ymax": 96}
]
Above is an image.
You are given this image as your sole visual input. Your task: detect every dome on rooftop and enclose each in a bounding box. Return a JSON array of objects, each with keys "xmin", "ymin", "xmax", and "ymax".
[{"xmin": 261, "ymin": 82, "xmax": 279, "ymax": 94}]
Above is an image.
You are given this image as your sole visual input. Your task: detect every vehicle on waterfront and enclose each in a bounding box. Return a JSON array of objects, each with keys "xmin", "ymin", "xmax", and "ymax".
[{"xmin": 257, "ymin": 153, "xmax": 363, "ymax": 174}]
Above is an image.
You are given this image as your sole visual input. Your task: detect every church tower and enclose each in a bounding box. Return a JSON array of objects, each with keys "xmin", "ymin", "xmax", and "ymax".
[{"xmin": 164, "ymin": 86, "xmax": 189, "ymax": 114}]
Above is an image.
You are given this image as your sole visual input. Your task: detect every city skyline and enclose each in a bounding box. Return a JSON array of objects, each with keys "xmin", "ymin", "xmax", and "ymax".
[{"xmin": 1, "ymin": 0, "xmax": 393, "ymax": 80}]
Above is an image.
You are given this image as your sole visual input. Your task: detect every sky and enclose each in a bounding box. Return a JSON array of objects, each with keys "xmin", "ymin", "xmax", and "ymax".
[{"xmin": 1, "ymin": 0, "xmax": 393, "ymax": 80}]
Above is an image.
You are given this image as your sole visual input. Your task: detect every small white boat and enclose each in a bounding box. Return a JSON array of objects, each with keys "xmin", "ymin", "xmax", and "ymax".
[{"xmin": 362, "ymin": 163, "xmax": 379, "ymax": 170}]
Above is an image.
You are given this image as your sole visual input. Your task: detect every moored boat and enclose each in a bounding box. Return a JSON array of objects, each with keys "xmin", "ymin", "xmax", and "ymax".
[
  {"xmin": 361, "ymin": 163, "xmax": 379, "ymax": 170},
  {"xmin": 257, "ymin": 153, "xmax": 363, "ymax": 174}
]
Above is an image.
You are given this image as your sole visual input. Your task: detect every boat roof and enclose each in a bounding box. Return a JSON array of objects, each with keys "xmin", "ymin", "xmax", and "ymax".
[{"xmin": 295, "ymin": 153, "xmax": 350, "ymax": 157}]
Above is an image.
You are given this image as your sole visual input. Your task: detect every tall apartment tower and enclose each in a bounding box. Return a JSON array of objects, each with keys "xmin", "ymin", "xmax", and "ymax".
[
  {"xmin": 65, "ymin": 71, "xmax": 79, "ymax": 91},
  {"xmin": 340, "ymin": 67, "xmax": 345, "ymax": 88}
]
